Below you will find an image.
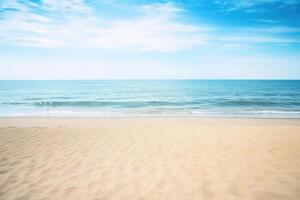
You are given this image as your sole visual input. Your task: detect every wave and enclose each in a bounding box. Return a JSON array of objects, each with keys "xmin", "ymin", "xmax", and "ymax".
[
  {"xmin": 217, "ymin": 99, "xmax": 300, "ymax": 107},
  {"xmin": 2, "ymin": 109, "xmax": 300, "ymax": 118},
  {"xmin": 23, "ymin": 96, "xmax": 75, "ymax": 101},
  {"xmin": 3, "ymin": 99, "xmax": 300, "ymax": 108},
  {"xmin": 32, "ymin": 100, "xmax": 190, "ymax": 107},
  {"xmin": 235, "ymin": 110, "xmax": 300, "ymax": 114},
  {"xmin": 2, "ymin": 102, "xmax": 26, "ymax": 105}
]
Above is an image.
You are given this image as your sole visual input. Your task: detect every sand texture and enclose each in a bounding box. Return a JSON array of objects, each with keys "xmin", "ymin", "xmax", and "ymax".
[{"xmin": 0, "ymin": 118, "xmax": 300, "ymax": 200}]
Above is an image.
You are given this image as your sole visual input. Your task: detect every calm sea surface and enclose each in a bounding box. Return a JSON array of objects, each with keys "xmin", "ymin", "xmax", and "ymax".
[{"xmin": 0, "ymin": 80, "xmax": 299, "ymax": 118}]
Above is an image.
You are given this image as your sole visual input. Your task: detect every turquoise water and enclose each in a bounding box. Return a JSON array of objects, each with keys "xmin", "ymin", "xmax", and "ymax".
[{"xmin": 0, "ymin": 80, "xmax": 299, "ymax": 118}]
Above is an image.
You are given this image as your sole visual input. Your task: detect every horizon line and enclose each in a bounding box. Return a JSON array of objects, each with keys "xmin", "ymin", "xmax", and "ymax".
[{"xmin": 0, "ymin": 79, "xmax": 299, "ymax": 81}]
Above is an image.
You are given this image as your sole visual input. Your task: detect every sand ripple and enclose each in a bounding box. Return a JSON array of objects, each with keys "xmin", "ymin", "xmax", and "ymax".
[{"xmin": 0, "ymin": 118, "xmax": 300, "ymax": 200}]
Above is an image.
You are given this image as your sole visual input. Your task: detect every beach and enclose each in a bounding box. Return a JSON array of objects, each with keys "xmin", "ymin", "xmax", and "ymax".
[{"xmin": 0, "ymin": 118, "xmax": 300, "ymax": 200}]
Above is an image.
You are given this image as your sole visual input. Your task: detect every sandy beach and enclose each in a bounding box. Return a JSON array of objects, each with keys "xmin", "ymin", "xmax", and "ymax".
[{"xmin": 0, "ymin": 117, "xmax": 300, "ymax": 200}]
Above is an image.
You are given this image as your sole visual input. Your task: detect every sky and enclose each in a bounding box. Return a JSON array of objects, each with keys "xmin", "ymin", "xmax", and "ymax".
[{"xmin": 0, "ymin": 0, "xmax": 300, "ymax": 79}]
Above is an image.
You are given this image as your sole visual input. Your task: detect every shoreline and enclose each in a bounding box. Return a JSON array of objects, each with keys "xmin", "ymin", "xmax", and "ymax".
[
  {"xmin": 1, "ymin": 117, "xmax": 300, "ymax": 127},
  {"xmin": 1, "ymin": 112, "xmax": 300, "ymax": 119},
  {"xmin": 1, "ymin": 115, "xmax": 300, "ymax": 119}
]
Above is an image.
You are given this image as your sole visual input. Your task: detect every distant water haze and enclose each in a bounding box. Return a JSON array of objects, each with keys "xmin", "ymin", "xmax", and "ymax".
[{"xmin": 0, "ymin": 80, "xmax": 299, "ymax": 118}]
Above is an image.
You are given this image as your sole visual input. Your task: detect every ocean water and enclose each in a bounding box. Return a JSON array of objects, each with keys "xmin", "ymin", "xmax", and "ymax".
[{"xmin": 0, "ymin": 80, "xmax": 299, "ymax": 118}]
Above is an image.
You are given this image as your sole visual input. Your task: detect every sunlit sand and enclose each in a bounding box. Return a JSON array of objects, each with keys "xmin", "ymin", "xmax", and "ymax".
[{"xmin": 1, "ymin": 118, "xmax": 300, "ymax": 200}]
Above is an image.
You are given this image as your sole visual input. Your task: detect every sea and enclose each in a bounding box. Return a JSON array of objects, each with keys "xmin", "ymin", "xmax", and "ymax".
[{"xmin": 0, "ymin": 80, "xmax": 299, "ymax": 118}]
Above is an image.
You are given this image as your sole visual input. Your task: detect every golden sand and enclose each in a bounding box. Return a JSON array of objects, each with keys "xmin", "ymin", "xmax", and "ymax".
[{"xmin": 0, "ymin": 118, "xmax": 300, "ymax": 200}]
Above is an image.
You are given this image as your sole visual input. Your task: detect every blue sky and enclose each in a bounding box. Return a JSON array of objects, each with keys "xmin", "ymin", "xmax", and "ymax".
[{"xmin": 0, "ymin": 0, "xmax": 300, "ymax": 79}]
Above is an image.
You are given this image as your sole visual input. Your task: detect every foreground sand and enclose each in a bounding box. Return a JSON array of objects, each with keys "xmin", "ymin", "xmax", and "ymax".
[{"xmin": 0, "ymin": 118, "xmax": 300, "ymax": 200}]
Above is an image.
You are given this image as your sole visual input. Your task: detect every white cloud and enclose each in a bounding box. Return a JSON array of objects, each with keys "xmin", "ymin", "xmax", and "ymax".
[
  {"xmin": 42, "ymin": 0, "xmax": 91, "ymax": 13},
  {"xmin": 1, "ymin": 1, "xmax": 297, "ymax": 52},
  {"xmin": 92, "ymin": 3, "xmax": 210, "ymax": 52},
  {"xmin": 0, "ymin": 1, "xmax": 210, "ymax": 52}
]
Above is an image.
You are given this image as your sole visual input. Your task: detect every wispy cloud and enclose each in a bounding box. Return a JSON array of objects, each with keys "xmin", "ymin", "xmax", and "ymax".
[
  {"xmin": 221, "ymin": 0, "xmax": 300, "ymax": 10},
  {"xmin": 241, "ymin": 26, "xmax": 300, "ymax": 34},
  {"xmin": 0, "ymin": 1, "xmax": 211, "ymax": 52},
  {"xmin": 222, "ymin": 35, "xmax": 298, "ymax": 44},
  {"xmin": 218, "ymin": 24, "xmax": 300, "ymax": 48},
  {"xmin": 0, "ymin": 0, "xmax": 298, "ymax": 52},
  {"xmin": 257, "ymin": 19, "xmax": 280, "ymax": 24}
]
